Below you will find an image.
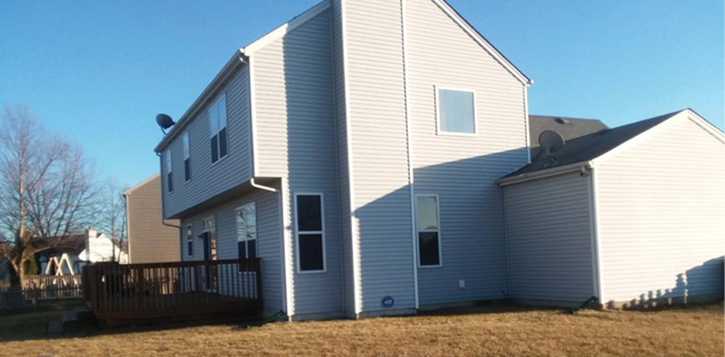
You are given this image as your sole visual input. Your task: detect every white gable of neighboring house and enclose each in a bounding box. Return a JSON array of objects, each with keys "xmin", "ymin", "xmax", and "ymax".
[{"xmin": 78, "ymin": 232, "xmax": 128, "ymax": 264}]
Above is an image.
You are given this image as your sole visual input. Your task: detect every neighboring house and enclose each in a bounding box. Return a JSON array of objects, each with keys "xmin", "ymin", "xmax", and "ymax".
[
  {"xmin": 37, "ymin": 234, "xmax": 87, "ymax": 275},
  {"xmin": 153, "ymin": 0, "xmax": 724, "ymax": 320},
  {"xmin": 499, "ymin": 109, "xmax": 725, "ymax": 308},
  {"xmin": 39, "ymin": 228, "xmax": 128, "ymax": 275},
  {"xmin": 124, "ymin": 174, "xmax": 180, "ymax": 264}
]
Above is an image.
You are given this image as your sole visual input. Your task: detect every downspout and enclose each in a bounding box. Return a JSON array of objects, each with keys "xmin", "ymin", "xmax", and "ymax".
[
  {"xmin": 588, "ymin": 166, "xmax": 605, "ymax": 305},
  {"xmin": 400, "ymin": 0, "xmax": 419, "ymax": 310}
]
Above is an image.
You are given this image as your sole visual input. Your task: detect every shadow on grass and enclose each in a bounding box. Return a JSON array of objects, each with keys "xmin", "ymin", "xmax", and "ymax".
[{"xmin": 2, "ymin": 300, "xmax": 722, "ymax": 344}]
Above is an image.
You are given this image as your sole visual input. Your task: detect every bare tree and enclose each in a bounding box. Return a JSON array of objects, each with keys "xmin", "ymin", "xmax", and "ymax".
[
  {"xmin": 0, "ymin": 105, "xmax": 95, "ymax": 285},
  {"xmin": 96, "ymin": 178, "xmax": 128, "ymax": 262}
]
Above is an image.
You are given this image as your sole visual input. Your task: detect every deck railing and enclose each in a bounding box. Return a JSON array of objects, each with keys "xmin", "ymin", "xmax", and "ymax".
[{"xmin": 83, "ymin": 259, "xmax": 262, "ymax": 319}]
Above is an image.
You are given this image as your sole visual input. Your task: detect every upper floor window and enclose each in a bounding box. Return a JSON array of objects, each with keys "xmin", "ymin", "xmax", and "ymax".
[
  {"xmin": 295, "ymin": 194, "xmax": 325, "ymax": 272},
  {"xmin": 236, "ymin": 203, "xmax": 257, "ymax": 262},
  {"xmin": 437, "ymin": 88, "xmax": 476, "ymax": 135},
  {"xmin": 165, "ymin": 149, "xmax": 173, "ymax": 193},
  {"xmin": 416, "ymin": 195, "xmax": 441, "ymax": 267},
  {"xmin": 208, "ymin": 94, "xmax": 228, "ymax": 164},
  {"xmin": 183, "ymin": 131, "xmax": 191, "ymax": 182}
]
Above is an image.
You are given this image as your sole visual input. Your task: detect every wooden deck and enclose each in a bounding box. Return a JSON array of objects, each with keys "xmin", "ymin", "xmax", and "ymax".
[{"xmin": 84, "ymin": 259, "xmax": 262, "ymax": 326}]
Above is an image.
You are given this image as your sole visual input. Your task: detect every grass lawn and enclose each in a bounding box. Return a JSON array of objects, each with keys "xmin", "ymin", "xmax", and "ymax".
[{"xmin": 0, "ymin": 303, "xmax": 722, "ymax": 356}]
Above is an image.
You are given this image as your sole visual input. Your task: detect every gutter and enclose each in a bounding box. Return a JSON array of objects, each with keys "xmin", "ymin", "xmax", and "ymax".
[
  {"xmin": 154, "ymin": 50, "xmax": 247, "ymax": 153},
  {"xmin": 497, "ymin": 161, "xmax": 593, "ymax": 186}
]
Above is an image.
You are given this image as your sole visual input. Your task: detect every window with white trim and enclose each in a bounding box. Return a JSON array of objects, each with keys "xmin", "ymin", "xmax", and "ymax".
[
  {"xmin": 208, "ymin": 94, "xmax": 228, "ymax": 164},
  {"xmin": 416, "ymin": 195, "xmax": 441, "ymax": 266},
  {"xmin": 185, "ymin": 224, "xmax": 193, "ymax": 256},
  {"xmin": 295, "ymin": 194, "xmax": 325, "ymax": 272},
  {"xmin": 164, "ymin": 149, "xmax": 173, "ymax": 192},
  {"xmin": 236, "ymin": 202, "xmax": 257, "ymax": 261},
  {"xmin": 183, "ymin": 131, "xmax": 191, "ymax": 182},
  {"xmin": 437, "ymin": 88, "xmax": 476, "ymax": 134}
]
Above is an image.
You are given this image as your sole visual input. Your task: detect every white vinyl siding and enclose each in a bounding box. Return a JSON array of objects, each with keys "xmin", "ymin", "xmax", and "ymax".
[
  {"xmin": 405, "ymin": 0, "xmax": 528, "ymax": 306},
  {"xmin": 343, "ymin": 0, "xmax": 417, "ymax": 313},
  {"xmin": 596, "ymin": 116, "xmax": 725, "ymax": 304},
  {"xmin": 161, "ymin": 67, "xmax": 252, "ymax": 219},
  {"xmin": 252, "ymin": 8, "xmax": 343, "ymax": 316},
  {"xmin": 503, "ymin": 172, "xmax": 595, "ymax": 303}
]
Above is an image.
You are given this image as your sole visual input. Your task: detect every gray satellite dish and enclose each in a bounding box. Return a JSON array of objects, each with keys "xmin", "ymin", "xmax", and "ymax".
[
  {"xmin": 538, "ymin": 130, "xmax": 565, "ymax": 154},
  {"xmin": 156, "ymin": 114, "xmax": 176, "ymax": 134}
]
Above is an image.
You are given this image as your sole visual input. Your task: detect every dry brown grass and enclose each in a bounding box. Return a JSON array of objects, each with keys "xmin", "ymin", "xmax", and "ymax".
[{"xmin": 1, "ymin": 303, "xmax": 722, "ymax": 356}]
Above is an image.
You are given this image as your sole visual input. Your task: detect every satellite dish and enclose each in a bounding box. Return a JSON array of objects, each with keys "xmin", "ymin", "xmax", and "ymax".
[
  {"xmin": 539, "ymin": 130, "xmax": 565, "ymax": 154},
  {"xmin": 156, "ymin": 114, "xmax": 176, "ymax": 133}
]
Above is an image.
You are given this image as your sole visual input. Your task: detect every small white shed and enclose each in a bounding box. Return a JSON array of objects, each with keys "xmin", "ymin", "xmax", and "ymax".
[{"xmin": 499, "ymin": 109, "xmax": 725, "ymax": 308}]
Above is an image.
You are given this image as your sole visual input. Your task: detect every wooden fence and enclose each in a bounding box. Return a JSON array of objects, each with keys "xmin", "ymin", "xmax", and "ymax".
[
  {"xmin": 1, "ymin": 275, "xmax": 83, "ymax": 311},
  {"xmin": 84, "ymin": 259, "xmax": 262, "ymax": 321},
  {"xmin": 22, "ymin": 274, "xmax": 82, "ymax": 290}
]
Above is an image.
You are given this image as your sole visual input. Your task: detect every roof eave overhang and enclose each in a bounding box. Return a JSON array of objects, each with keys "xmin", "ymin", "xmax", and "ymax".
[
  {"xmin": 154, "ymin": 49, "xmax": 247, "ymax": 153},
  {"xmin": 497, "ymin": 161, "xmax": 593, "ymax": 187}
]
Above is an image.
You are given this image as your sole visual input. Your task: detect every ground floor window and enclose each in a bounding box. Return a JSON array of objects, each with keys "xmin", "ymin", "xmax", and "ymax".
[
  {"xmin": 295, "ymin": 193, "xmax": 325, "ymax": 272},
  {"xmin": 236, "ymin": 202, "xmax": 257, "ymax": 261},
  {"xmin": 186, "ymin": 224, "xmax": 193, "ymax": 257},
  {"xmin": 416, "ymin": 195, "xmax": 441, "ymax": 267},
  {"xmin": 202, "ymin": 217, "xmax": 217, "ymax": 261}
]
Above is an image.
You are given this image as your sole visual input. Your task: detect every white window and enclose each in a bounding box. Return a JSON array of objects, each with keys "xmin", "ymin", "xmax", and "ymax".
[
  {"xmin": 294, "ymin": 194, "xmax": 325, "ymax": 272},
  {"xmin": 437, "ymin": 88, "xmax": 476, "ymax": 135},
  {"xmin": 165, "ymin": 149, "xmax": 173, "ymax": 193},
  {"xmin": 183, "ymin": 131, "xmax": 191, "ymax": 182},
  {"xmin": 208, "ymin": 94, "xmax": 228, "ymax": 164},
  {"xmin": 185, "ymin": 224, "xmax": 193, "ymax": 257},
  {"xmin": 236, "ymin": 203, "xmax": 257, "ymax": 260},
  {"xmin": 416, "ymin": 195, "xmax": 441, "ymax": 267}
]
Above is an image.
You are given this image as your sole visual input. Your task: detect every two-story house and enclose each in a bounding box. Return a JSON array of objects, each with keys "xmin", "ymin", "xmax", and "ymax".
[
  {"xmin": 154, "ymin": 0, "xmax": 531, "ymax": 320},
  {"xmin": 154, "ymin": 0, "xmax": 725, "ymax": 320}
]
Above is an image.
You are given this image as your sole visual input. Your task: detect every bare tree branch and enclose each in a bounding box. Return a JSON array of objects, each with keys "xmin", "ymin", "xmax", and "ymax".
[{"xmin": 0, "ymin": 105, "xmax": 96, "ymax": 286}]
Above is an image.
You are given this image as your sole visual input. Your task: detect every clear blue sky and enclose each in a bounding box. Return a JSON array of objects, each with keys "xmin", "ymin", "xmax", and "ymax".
[{"xmin": 1, "ymin": 0, "xmax": 723, "ymax": 187}]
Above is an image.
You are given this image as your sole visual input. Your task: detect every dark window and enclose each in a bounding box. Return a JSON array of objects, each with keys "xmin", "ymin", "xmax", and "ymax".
[
  {"xmin": 219, "ymin": 127, "xmax": 228, "ymax": 159},
  {"xmin": 247, "ymin": 239, "xmax": 256, "ymax": 259},
  {"xmin": 296, "ymin": 195, "xmax": 324, "ymax": 272},
  {"xmin": 297, "ymin": 195, "xmax": 322, "ymax": 231},
  {"xmin": 167, "ymin": 172, "xmax": 173, "ymax": 193},
  {"xmin": 238, "ymin": 241, "xmax": 246, "ymax": 260},
  {"xmin": 210, "ymin": 136, "xmax": 219, "ymax": 163},
  {"xmin": 184, "ymin": 158, "xmax": 191, "ymax": 182},
  {"xmin": 418, "ymin": 232, "xmax": 440, "ymax": 266},
  {"xmin": 299, "ymin": 234, "xmax": 323, "ymax": 271}
]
